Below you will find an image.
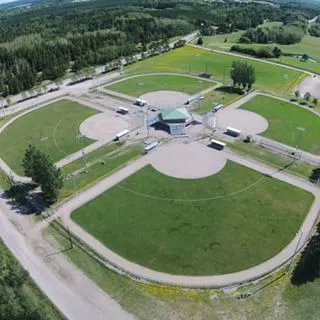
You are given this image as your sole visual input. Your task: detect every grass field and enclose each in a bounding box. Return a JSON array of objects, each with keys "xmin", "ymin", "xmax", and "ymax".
[
  {"xmin": 106, "ymin": 74, "xmax": 216, "ymax": 97},
  {"xmin": 203, "ymin": 30, "xmax": 320, "ymax": 74},
  {"xmin": 240, "ymin": 95, "xmax": 320, "ymax": 154},
  {"xmin": 0, "ymin": 99, "xmax": 98, "ymax": 175},
  {"xmin": 125, "ymin": 45, "xmax": 303, "ymax": 94},
  {"xmin": 60, "ymin": 142, "xmax": 143, "ymax": 199},
  {"xmin": 71, "ymin": 162, "xmax": 313, "ymax": 275},
  {"xmin": 194, "ymin": 87, "xmax": 243, "ymax": 114}
]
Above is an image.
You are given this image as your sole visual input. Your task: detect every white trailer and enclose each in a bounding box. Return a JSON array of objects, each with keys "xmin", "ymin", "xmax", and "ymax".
[
  {"xmin": 135, "ymin": 98, "xmax": 147, "ymax": 106},
  {"xmin": 226, "ymin": 126, "xmax": 241, "ymax": 137},
  {"xmin": 115, "ymin": 129, "xmax": 130, "ymax": 140},
  {"xmin": 210, "ymin": 139, "xmax": 226, "ymax": 150},
  {"xmin": 144, "ymin": 141, "xmax": 159, "ymax": 153},
  {"xmin": 117, "ymin": 107, "xmax": 129, "ymax": 114},
  {"xmin": 213, "ymin": 104, "xmax": 224, "ymax": 112}
]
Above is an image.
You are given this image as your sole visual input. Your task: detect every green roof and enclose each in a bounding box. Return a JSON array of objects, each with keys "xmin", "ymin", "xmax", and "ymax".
[{"xmin": 160, "ymin": 108, "xmax": 190, "ymax": 121}]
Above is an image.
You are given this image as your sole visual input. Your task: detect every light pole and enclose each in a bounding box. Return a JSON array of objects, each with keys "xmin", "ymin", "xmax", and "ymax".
[
  {"xmin": 77, "ymin": 134, "xmax": 88, "ymax": 172},
  {"xmin": 294, "ymin": 126, "xmax": 306, "ymax": 160},
  {"xmin": 288, "ymin": 229, "xmax": 304, "ymax": 271}
]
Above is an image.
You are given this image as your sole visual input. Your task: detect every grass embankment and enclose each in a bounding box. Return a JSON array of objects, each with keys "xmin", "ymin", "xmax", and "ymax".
[
  {"xmin": 107, "ymin": 74, "xmax": 216, "ymax": 97},
  {"xmin": 0, "ymin": 239, "xmax": 62, "ymax": 319},
  {"xmin": 240, "ymin": 95, "xmax": 320, "ymax": 154},
  {"xmin": 0, "ymin": 99, "xmax": 98, "ymax": 175},
  {"xmin": 59, "ymin": 142, "xmax": 143, "ymax": 199},
  {"xmin": 71, "ymin": 162, "xmax": 313, "ymax": 276},
  {"xmin": 124, "ymin": 45, "xmax": 302, "ymax": 94}
]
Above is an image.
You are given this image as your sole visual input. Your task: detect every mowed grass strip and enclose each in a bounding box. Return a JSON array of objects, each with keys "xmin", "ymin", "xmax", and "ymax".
[
  {"xmin": 240, "ymin": 95, "xmax": 320, "ymax": 154},
  {"xmin": 71, "ymin": 162, "xmax": 313, "ymax": 276},
  {"xmin": 125, "ymin": 45, "xmax": 303, "ymax": 94},
  {"xmin": 106, "ymin": 74, "xmax": 216, "ymax": 97},
  {"xmin": 0, "ymin": 99, "xmax": 98, "ymax": 175}
]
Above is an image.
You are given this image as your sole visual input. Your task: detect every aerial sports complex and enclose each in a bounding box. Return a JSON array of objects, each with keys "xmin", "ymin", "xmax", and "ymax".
[{"xmin": 0, "ymin": 44, "xmax": 320, "ymax": 288}]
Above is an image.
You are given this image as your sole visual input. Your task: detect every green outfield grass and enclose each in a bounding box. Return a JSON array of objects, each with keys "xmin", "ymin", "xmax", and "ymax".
[
  {"xmin": 71, "ymin": 162, "xmax": 313, "ymax": 276},
  {"xmin": 0, "ymin": 100, "xmax": 98, "ymax": 175},
  {"xmin": 125, "ymin": 45, "xmax": 303, "ymax": 94},
  {"xmin": 107, "ymin": 74, "xmax": 216, "ymax": 97},
  {"xmin": 240, "ymin": 95, "xmax": 320, "ymax": 154}
]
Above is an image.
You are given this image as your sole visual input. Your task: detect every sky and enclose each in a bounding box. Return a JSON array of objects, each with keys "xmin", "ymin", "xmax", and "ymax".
[{"xmin": 0, "ymin": 0, "xmax": 18, "ymax": 4}]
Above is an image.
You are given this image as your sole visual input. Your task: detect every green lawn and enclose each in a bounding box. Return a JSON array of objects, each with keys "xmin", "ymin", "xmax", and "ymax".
[
  {"xmin": 125, "ymin": 45, "xmax": 303, "ymax": 94},
  {"xmin": 106, "ymin": 74, "xmax": 216, "ymax": 97},
  {"xmin": 240, "ymin": 95, "xmax": 320, "ymax": 154},
  {"xmin": 71, "ymin": 162, "xmax": 313, "ymax": 276},
  {"xmin": 60, "ymin": 142, "xmax": 143, "ymax": 199},
  {"xmin": 0, "ymin": 99, "xmax": 98, "ymax": 175},
  {"xmin": 195, "ymin": 87, "xmax": 243, "ymax": 114},
  {"xmin": 203, "ymin": 30, "xmax": 320, "ymax": 74}
]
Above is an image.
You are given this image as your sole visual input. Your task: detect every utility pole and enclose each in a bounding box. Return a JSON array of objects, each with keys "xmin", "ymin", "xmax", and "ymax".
[
  {"xmin": 288, "ymin": 230, "xmax": 304, "ymax": 271},
  {"xmin": 77, "ymin": 134, "xmax": 88, "ymax": 172},
  {"xmin": 294, "ymin": 126, "xmax": 306, "ymax": 160}
]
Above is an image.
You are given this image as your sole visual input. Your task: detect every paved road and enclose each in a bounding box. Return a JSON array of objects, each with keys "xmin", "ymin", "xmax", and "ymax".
[
  {"xmin": 34, "ymin": 142, "xmax": 320, "ymax": 288},
  {"xmin": 0, "ymin": 196, "xmax": 134, "ymax": 320}
]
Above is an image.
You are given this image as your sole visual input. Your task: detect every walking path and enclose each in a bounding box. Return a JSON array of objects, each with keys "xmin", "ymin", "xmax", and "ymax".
[{"xmin": 33, "ymin": 141, "xmax": 320, "ymax": 288}]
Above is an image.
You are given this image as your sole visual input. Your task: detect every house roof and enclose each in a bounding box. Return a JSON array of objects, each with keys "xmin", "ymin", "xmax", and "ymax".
[{"xmin": 160, "ymin": 108, "xmax": 190, "ymax": 121}]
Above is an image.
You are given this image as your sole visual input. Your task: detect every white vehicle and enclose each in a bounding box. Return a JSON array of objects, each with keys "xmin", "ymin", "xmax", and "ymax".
[
  {"xmin": 115, "ymin": 129, "xmax": 130, "ymax": 140},
  {"xmin": 144, "ymin": 141, "xmax": 159, "ymax": 153},
  {"xmin": 135, "ymin": 98, "xmax": 146, "ymax": 106},
  {"xmin": 117, "ymin": 107, "xmax": 129, "ymax": 114},
  {"xmin": 226, "ymin": 126, "xmax": 241, "ymax": 137},
  {"xmin": 213, "ymin": 104, "xmax": 224, "ymax": 112},
  {"xmin": 210, "ymin": 138, "xmax": 226, "ymax": 150}
]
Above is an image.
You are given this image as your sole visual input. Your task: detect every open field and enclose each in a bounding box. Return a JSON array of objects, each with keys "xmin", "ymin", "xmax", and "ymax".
[
  {"xmin": 125, "ymin": 45, "xmax": 303, "ymax": 94},
  {"xmin": 0, "ymin": 99, "xmax": 98, "ymax": 175},
  {"xmin": 71, "ymin": 162, "xmax": 313, "ymax": 276},
  {"xmin": 106, "ymin": 74, "xmax": 215, "ymax": 97},
  {"xmin": 240, "ymin": 95, "xmax": 320, "ymax": 154},
  {"xmin": 60, "ymin": 142, "xmax": 143, "ymax": 199},
  {"xmin": 195, "ymin": 87, "xmax": 243, "ymax": 114},
  {"xmin": 203, "ymin": 31, "xmax": 320, "ymax": 74}
]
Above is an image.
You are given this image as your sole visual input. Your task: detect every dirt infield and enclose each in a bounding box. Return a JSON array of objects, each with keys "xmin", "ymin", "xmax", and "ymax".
[
  {"xmin": 80, "ymin": 112, "xmax": 129, "ymax": 141},
  {"xmin": 217, "ymin": 109, "xmax": 269, "ymax": 135},
  {"xmin": 149, "ymin": 140, "xmax": 227, "ymax": 179},
  {"xmin": 140, "ymin": 91, "xmax": 189, "ymax": 109},
  {"xmin": 297, "ymin": 75, "xmax": 320, "ymax": 98}
]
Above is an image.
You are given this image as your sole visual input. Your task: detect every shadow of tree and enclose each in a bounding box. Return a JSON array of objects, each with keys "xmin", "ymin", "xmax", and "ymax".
[
  {"xmin": 215, "ymin": 86, "xmax": 244, "ymax": 95},
  {"xmin": 291, "ymin": 224, "xmax": 320, "ymax": 285},
  {"xmin": 3, "ymin": 183, "xmax": 46, "ymax": 215},
  {"xmin": 310, "ymin": 168, "xmax": 320, "ymax": 183}
]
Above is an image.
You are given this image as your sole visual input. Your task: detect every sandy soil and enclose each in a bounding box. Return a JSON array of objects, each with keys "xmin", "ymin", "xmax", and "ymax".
[
  {"xmin": 140, "ymin": 91, "xmax": 189, "ymax": 109},
  {"xmin": 149, "ymin": 140, "xmax": 227, "ymax": 179},
  {"xmin": 297, "ymin": 75, "xmax": 320, "ymax": 98},
  {"xmin": 216, "ymin": 109, "xmax": 268, "ymax": 135},
  {"xmin": 80, "ymin": 112, "xmax": 129, "ymax": 141}
]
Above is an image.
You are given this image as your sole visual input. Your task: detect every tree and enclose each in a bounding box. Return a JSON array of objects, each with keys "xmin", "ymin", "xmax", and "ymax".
[
  {"xmin": 273, "ymin": 46, "xmax": 282, "ymax": 58},
  {"xmin": 230, "ymin": 61, "xmax": 256, "ymax": 90},
  {"xmin": 295, "ymin": 90, "xmax": 300, "ymax": 99},
  {"xmin": 22, "ymin": 145, "xmax": 64, "ymax": 203},
  {"xmin": 197, "ymin": 37, "xmax": 203, "ymax": 45},
  {"xmin": 313, "ymin": 97, "xmax": 318, "ymax": 106}
]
